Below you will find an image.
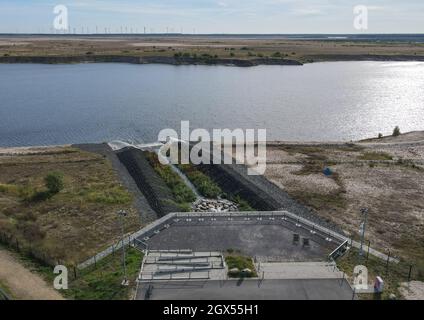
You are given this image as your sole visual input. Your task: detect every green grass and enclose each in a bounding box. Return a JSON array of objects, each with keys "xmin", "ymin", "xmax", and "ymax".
[
  {"xmin": 0, "ymin": 280, "xmax": 13, "ymax": 300},
  {"xmin": 231, "ymin": 196, "xmax": 255, "ymax": 211},
  {"xmin": 358, "ymin": 152, "xmax": 393, "ymax": 161},
  {"xmin": 146, "ymin": 152, "xmax": 196, "ymax": 204},
  {"xmin": 63, "ymin": 248, "xmax": 143, "ymax": 300},
  {"xmin": 0, "ymin": 183, "xmax": 20, "ymax": 195},
  {"xmin": 81, "ymin": 185, "xmax": 132, "ymax": 204},
  {"xmin": 177, "ymin": 164, "xmax": 223, "ymax": 198},
  {"xmin": 337, "ymin": 248, "xmax": 421, "ymax": 300},
  {"xmin": 225, "ymin": 251, "xmax": 257, "ymax": 278}
]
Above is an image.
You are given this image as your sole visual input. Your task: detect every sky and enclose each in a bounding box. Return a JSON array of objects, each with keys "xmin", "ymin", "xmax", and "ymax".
[{"xmin": 0, "ymin": 0, "xmax": 423, "ymax": 34}]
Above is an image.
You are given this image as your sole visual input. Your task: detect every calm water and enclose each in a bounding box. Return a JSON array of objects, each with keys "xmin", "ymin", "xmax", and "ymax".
[{"xmin": 1, "ymin": 62, "xmax": 423, "ymax": 147}]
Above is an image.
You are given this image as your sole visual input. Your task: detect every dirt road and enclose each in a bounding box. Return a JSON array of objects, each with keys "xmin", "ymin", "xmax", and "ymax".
[{"xmin": 0, "ymin": 248, "xmax": 64, "ymax": 300}]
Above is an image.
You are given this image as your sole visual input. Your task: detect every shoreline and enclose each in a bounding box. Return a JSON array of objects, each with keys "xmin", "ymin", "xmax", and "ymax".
[
  {"xmin": 1, "ymin": 54, "xmax": 424, "ymax": 67},
  {"xmin": 1, "ymin": 131, "xmax": 423, "ymax": 153},
  {"xmin": 0, "ymin": 55, "xmax": 303, "ymax": 67}
]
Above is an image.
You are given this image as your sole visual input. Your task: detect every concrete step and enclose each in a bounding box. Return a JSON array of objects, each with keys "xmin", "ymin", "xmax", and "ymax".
[{"xmin": 256, "ymin": 261, "xmax": 344, "ymax": 280}]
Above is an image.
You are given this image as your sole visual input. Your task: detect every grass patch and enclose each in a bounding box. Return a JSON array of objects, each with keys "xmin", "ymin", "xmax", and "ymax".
[
  {"xmin": 231, "ymin": 195, "xmax": 255, "ymax": 211},
  {"xmin": 63, "ymin": 247, "xmax": 143, "ymax": 300},
  {"xmin": 0, "ymin": 147, "xmax": 140, "ymax": 265},
  {"xmin": 0, "ymin": 183, "xmax": 20, "ymax": 195},
  {"xmin": 291, "ymin": 191, "xmax": 346, "ymax": 210},
  {"xmin": 225, "ymin": 250, "xmax": 257, "ymax": 278},
  {"xmin": 358, "ymin": 152, "xmax": 393, "ymax": 161},
  {"xmin": 82, "ymin": 185, "xmax": 132, "ymax": 204},
  {"xmin": 146, "ymin": 152, "xmax": 196, "ymax": 204},
  {"xmin": 0, "ymin": 280, "xmax": 13, "ymax": 300},
  {"xmin": 337, "ymin": 248, "xmax": 420, "ymax": 300},
  {"xmin": 177, "ymin": 164, "xmax": 223, "ymax": 198}
]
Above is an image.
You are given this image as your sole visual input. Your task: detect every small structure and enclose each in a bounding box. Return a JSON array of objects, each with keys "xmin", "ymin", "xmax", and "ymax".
[{"xmin": 323, "ymin": 167, "xmax": 333, "ymax": 176}]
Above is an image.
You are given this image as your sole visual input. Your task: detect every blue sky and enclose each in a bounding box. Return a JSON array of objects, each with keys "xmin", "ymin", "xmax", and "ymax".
[{"xmin": 1, "ymin": 0, "xmax": 423, "ymax": 34}]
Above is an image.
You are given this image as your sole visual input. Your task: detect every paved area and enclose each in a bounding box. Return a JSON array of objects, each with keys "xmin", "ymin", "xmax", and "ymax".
[
  {"xmin": 145, "ymin": 222, "xmax": 335, "ymax": 262},
  {"xmin": 136, "ymin": 279, "xmax": 354, "ymax": 300},
  {"xmin": 256, "ymin": 261, "xmax": 344, "ymax": 279}
]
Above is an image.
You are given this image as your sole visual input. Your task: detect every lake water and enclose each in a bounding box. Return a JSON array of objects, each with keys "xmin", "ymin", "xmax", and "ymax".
[{"xmin": 0, "ymin": 61, "xmax": 423, "ymax": 147}]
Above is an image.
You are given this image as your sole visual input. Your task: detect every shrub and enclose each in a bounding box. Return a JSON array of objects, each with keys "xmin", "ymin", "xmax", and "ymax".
[
  {"xmin": 44, "ymin": 172, "xmax": 64, "ymax": 195},
  {"xmin": 225, "ymin": 253, "xmax": 257, "ymax": 278},
  {"xmin": 177, "ymin": 164, "xmax": 222, "ymax": 198},
  {"xmin": 378, "ymin": 133, "xmax": 383, "ymax": 139},
  {"xmin": 146, "ymin": 153, "xmax": 196, "ymax": 204},
  {"xmin": 392, "ymin": 126, "xmax": 401, "ymax": 137}
]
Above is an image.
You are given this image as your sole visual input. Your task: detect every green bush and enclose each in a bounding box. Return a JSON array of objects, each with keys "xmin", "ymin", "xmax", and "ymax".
[
  {"xmin": 392, "ymin": 126, "xmax": 401, "ymax": 137},
  {"xmin": 232, "ymin": 196, "xmax": 254, "ymax": 211},
  {"xmin": 44, "ymin": 172, "xmax": 64, "ymax": 195},
  {"xmin": 225, "ymin": 252, "xmax": 257, "ymax": 278},
  {"xmin": 146, "ymin": 153, "xmax": 196, "ymax": 204},
  {"xmin": 177, "ymin": 164, "xmax": 222, "ymax": 198}
]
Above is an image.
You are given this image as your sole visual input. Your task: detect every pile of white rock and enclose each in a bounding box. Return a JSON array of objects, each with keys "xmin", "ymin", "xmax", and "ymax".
[{"xmin": 193, "ymin": 199, "xmax": 238, "ymax": 212}]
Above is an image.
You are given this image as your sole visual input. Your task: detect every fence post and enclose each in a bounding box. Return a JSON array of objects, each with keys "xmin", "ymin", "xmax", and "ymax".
[
  {"xmin": 366, "ymin": 240, "xmax": 370, "ymax": 265},
  {"xmin": 408, "ymin": 265, "xmax": 413, "ymax": 282},
  {"xmin": 386, "ymin": 250, "xmax": 391, "ymax": 274}
]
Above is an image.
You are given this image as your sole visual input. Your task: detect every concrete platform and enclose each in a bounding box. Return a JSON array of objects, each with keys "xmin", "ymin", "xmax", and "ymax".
[
  {"xmin": 145, "ymin": 222, "xmax": 334, "ymax": 262},
  {"xmin": 136, "ymin": 279, "xmax": 355, "ymax": 300},
  {"xmin": 256, "ymin": 261, "xmax": 344, "ymax": 279}
]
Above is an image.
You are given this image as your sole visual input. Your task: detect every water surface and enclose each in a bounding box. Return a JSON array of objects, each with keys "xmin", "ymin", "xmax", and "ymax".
[{"xmin": 0, "ymin": 61, "xmax": 423, "ymax": 147}]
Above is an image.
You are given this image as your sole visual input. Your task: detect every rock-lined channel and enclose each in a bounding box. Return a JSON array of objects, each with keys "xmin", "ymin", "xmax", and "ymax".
[{"xmin": 193, "ymin": 198, "xmax": 239, "ymax": 212}]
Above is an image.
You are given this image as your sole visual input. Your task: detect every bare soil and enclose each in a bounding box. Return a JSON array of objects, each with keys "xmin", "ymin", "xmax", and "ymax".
[
  {"xmin": 264, "ymin": 132, "xmax": 424, "ymax": 266},
  {"xmin": 0, "ymin": 248, "xmax": 63, "ymax": 300}
]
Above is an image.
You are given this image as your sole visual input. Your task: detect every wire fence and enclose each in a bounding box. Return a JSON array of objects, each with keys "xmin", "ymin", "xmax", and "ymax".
[{"xmin": 0, "ymin": 230, "xmax": 58, "ymax": 267}]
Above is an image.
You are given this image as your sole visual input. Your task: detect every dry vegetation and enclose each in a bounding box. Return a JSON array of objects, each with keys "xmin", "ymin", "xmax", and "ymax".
[
  {"xmin": 1, "ymin": 35, "xmax": 424, "ymax": 63},
  {"xmin": 0, "ymin": 146, "xmax": 140, "ymax": 265},
  {"xmin": 264, "ymin": 132, "xmax": 424, "ymax": 269}
]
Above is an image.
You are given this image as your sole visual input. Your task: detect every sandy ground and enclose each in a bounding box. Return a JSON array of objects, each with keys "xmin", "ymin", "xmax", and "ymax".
[
  {"xmin": 0, "ymin": 248, "xmax": 64, "ymax": 300},
  {"xmin": 399, "ymin": 281, "xmax": 424, "ymax": 300},
  {"xmin": 264, "ymin": 132, "xmax": 424, "ymax": 262},
  {"xmin": 0, "ymin": 145, "xmax": 71, "ymax": 155}
]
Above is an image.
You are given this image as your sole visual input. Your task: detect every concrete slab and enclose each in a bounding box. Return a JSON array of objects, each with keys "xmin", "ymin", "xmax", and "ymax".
[
  {"xmin": 256, "ymin": 261, "xmax": 344, "ymax": 279},
  {"xmin": 145, "ymin": 223, "xmax": 334, "ymax": 262},
  {"xmin": 136, "ymin": 279, "xmax": 355, "ymax": 300}
]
